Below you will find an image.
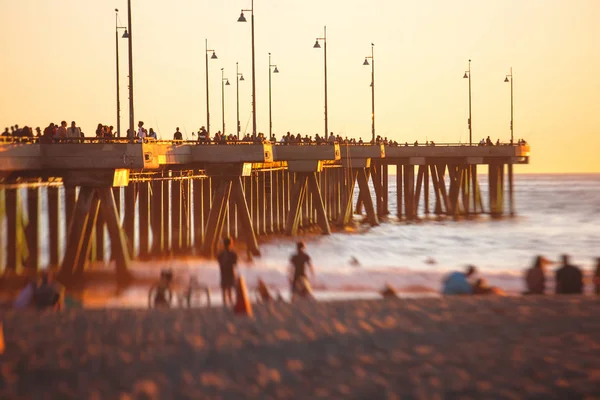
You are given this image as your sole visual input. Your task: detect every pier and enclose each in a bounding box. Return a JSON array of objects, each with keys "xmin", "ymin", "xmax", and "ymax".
[{"xmin": 0, "ymin": 138, "xmax": 530, "ymax": 286}]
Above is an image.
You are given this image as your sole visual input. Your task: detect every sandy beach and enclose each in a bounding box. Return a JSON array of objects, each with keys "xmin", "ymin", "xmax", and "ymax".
[{"xmin": 1, "ymin": 296, "xmax": 600, "ymax": 399}]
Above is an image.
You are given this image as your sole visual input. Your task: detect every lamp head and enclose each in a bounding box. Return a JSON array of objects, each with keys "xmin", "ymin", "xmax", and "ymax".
[
  {"xmin": 313, "ymin": 40, "xmax": 321, "ymax": 49},
  {"xmin": 239, "ymin": 74, "xmax": 245, "ymax": 81},
  {"xmin": 463, "ymin": 72, "xmax": 469, "ymax": 79},
  {"xmin": 504, "ymin": 76, "xmax": 510, "ymax": 83},
  {"xmin": 363, "ymin": 58, "xmax": 370, "ymax": 66},
  {"xmin": 273, "ymin": 66, "xmax": 279, "ymax": 73},
  {"xmin": 211, "ymin": 51, "xmax": 218, "ymax": 59},
  {"xmin": 225, "ymin": 80, "xmax": 230, "ymax": 86},
  {"xmin": 237, "ymin": 12, "xmax": 247, "ymax": 22},
  {"xmin": 122, "ymin": 30, "xmax": 130, "ymax": 39},
  {"xmin": 115, "ymin": 8, "xmax": 119, "ymax": 12}
]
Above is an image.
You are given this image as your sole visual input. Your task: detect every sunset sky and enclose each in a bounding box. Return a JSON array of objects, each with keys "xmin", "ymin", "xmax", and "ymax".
[{"xmin": 1, "ymin": 0, "xmax": 598, "ymax": 173}]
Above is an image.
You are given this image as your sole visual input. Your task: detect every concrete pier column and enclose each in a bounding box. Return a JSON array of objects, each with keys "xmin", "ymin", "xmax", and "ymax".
[
  {"xmin": 396, "ymin": 164, "xmax": 403, "ymax": 218},
  {"xmin": 26, "ymin": 187, "xmax": 41, "ymax": 271},
  {"xmin": 138, "ymin": 181, "xmax": 150, "ymax": 258},
  {"xmin": 151, "ymin": 179, "xmax": 164, "ymax": 255},
  {"xmin": 124, "ymin": 183, "xmax": 137, "ymax": 257},
  {"xmin": 193, "ymin": 179, "xmax": 204, "ymax": 252},
  {"xmin": 272, "ymin": 170, "xmax": 281, "ymax": 233},
  {"xmin": 171, "ymin": 179, "xmax": 182, "ymax": 254},
  {"xmin": 47, "ymin": 186, "xmax": 61, "ymax": 267},
  {"xmin": 5, "ymin": 188, "xmax": 22, "ymax": 272},
  {"xmin": 162, "ymin": 179, "xmax": 171, "ymax": 253},
  {"xmin": 382, "ymin": 163, "xmax": 389, "ymax": 215},
  {"xmin": 424, "ymin": 165, "xmax": 430, "ymax": 215},
  {"xmin": 257, "ymin": 172, "xmax": 266, "ymax": 235},
  {"xmin": 508, "ymin": 163, "xmax": 515, "ymax": 216},
  {"xmin": 181, "ymin": 178, "xmax": 191, "ymax": 250}
]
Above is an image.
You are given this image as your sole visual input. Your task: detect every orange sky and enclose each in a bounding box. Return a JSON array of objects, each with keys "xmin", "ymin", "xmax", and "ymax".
[{"xmin": 0, "ymin": 0, "xmax": 599, "ymax": 173}]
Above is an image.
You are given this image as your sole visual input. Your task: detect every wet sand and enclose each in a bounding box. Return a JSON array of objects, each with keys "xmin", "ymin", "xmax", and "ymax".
[{"xmin": 1, "ymin": 296, "xmax": 600, "ymax": 399}]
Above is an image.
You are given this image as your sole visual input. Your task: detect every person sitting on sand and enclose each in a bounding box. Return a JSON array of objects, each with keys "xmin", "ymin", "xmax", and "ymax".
[
  {"xmin": 524, "ymin": 255, "xmax": 551, "ymax": 295},
  {"xmin": 217, "ymin": 237, "xmax": 238, "ymax": 307},
  {"xmin": 472, "ymin": 278, "xmax": 505, "ymax": 295},
  {"xmin": 289, "ymin": 241, "xmax": 315, "ymax": 302},
  {"xmin": 14, "ymin": 277, "xmax": 37, "ymax": 309},
  {"xmin": 556, "ymin": 254, "xmax": 583, "ymax": 294},
  {"xmin": 32, "ymin": 270, "xmax": 64, "ymax": 310},
  {"xmin": 149, "ymin": 270, "xmax": 174, "ymax": 308},
  {"xmin": 442, "ymin": 265, "xmax": 476, "ymax": 295}
]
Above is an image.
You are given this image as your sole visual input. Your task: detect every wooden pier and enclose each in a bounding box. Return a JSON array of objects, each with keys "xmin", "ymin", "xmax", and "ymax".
[{"xmin": 0, "ymin": 138, "xmax": 530, "ymax": 286}]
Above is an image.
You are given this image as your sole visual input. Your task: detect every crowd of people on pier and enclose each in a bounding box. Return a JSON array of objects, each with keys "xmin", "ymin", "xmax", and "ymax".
[
  {"xmin": 442, "ymin": 254, "xmax": 599, "ymax": 296},
  {"xmin": 3, "ymin": 121, "xmax": 527, "ymax": 148}
]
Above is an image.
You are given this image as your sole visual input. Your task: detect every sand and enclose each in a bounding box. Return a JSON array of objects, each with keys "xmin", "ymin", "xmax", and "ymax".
[{"xmin": 1, "ymin": 296, "xmax": 600, "ymax": 399}]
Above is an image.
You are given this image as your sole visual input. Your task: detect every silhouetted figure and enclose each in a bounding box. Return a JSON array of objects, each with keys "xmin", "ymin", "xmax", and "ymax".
[
  {"xmin": 148, "ymin": 128, "xmax": 157, "ymax": 139},
  {"xmin": 473, "ymin": 278, "xmax": 505, "ymax": 295},
  {"xmin": 173, "ymin": 127, "xmax": 183, "ymax": 140},
  {"xmin": 486, "ymin": 136, "xmax": 493, "ymax": 146},
  {"xmin": 555, "ymin": 254, "xmax": 583, "ymax": 294},
  {"xmin": 289, "ymin": 241, "xmax": 315, "ymax": 302},
  {"xmin": 32, "ymin": 271, "xmax": 63, "ymax": 310},
  {"xmin": 594, "ymin": 258, "xmax": 600, "ymax": 295},
  {"xmin": 442, "ymin": 265, "xmax": 476, "ymax": 295},
  {"xmin": 524, "ymin": 255, "xmax": 550, "ymax": 295},
  {"xmin": 217, "ymin": 237, "xmax": 238, "ymax": 307},
  {"xmin": 149, "ymin": 269, "xmax": 173, "ymax": 308}
]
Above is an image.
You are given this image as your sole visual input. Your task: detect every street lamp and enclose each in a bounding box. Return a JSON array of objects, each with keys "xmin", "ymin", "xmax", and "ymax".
[
  {"xmin": 504, "ymin": 67, "xmax": 514, "ymax": 145},
  {"xmin": 125, "ymin": 0, "xmax": 135, "ymax": 141},
  {"xmin": 115, "ymin": 9, "xmax": 129, "ymax": 138},
  {"xmin": 363, "ymin": 43, "xmax": 375, "ymax": 144},
  {"xmin": 205, "ymin": 39, "xmax": 218, "ymax": 136},
  {"xmin": 237, "ymin": 1, "xmax": 257, "ymax": 138},
  {"xmin": 221, "ymin": 68, "xmax": 230, "ymax": 135},
  {"xmin": 313, "ymin": 26, "xmax": 328, "ymax": 139},
  {"xmin": 268, "ymin": 52, "xmax": 279, "ymax": 139},
  {"xmin": 236, "ymin": 62, "xmax": 245, "ymax": 139},
  {"xmin": 463, "ymin": 59, "xmax": 472, "ymax": 145}
]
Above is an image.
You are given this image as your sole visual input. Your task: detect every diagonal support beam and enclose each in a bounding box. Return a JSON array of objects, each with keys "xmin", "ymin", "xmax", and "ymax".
[
  {"xmin": 307, "ymin": 172, "xmax": 331, "ymax": 235},
  {"xmin": 356, "ymin": 168, "xmax": 379, "ymax": 226},
  {"xmin": 336, "ymin": 169, "xmax": 358, "ymax": 227},
  {"xmin": 201, "ymin": 179, "xmax": 232, "ymax": 257},
  {"xmin": 285, "ymin": 174, "xmax": 308, "ymax": 236},
  {"xmin": 231, "ymin": 177, "xmax": 260, "ymax": 256}
]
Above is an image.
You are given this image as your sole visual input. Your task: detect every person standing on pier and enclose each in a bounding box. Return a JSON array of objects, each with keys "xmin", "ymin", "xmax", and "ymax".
[
  {"xmin": 289, "ymin": 241, "xmax": 316, "ymax": 302},
  {"xmin": 217, "ymin": 237, "xmax": 238, "ymax": 307},
  {"xmin": 173, "ymin": 127, "xmax": 183, "ymax": 141},
  {"xmin": 555, "ymin": 254, "xmax": 584, "ymax": 294}
]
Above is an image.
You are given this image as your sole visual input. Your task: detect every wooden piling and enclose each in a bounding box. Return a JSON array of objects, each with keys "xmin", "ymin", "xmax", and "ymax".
[
  {"xmin": 151, "ymin": 179, "xmax": 164, "ymax": 255},
  {"xmin": 138, "ymin": 181, "xmax": 150, "ymax": 258},
  {"xmin": 47, "ymin": 186, "xmax": 61, "ymax": 267},
  {"xmin": 424, "ymin": 165, "xmax": 430, "ymax": 215},
  {"xmin": 124, "ymin": 183, "xmax": 136, "ymax": 257},
  {"xmin": 508, "ymin": 163, "xmax": 515, "ymax": 216},
  {"xmin": 5, "ymin": 189, "xmax": 22, "ymax": 272},
  {"xmin": 171, "ymin": 178, "xmax": 182, "ymax": 254},
  {"xmin": 382, "ymin": 163, "xmax": 389, "ymax": 215},
  {"xmin": 396, "ymin": 164, "xmax": 403, "ymax": 218},
  {"xmin": 25, "ymin": 187, "xmax": 41, "ymax": 270},
  {"xmin": 162, "ymin": 179, "xmax": 171, "ymax": 253},
  {"xmin": 193, "ymin": 179, "xmax": 204, "ymax": 252},
  {"xmin": 181, "ymin": 178, "xmax": 191, "ymax": 250}
]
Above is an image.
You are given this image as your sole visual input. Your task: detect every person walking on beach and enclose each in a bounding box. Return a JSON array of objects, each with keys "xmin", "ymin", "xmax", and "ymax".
[
  {"xmin": 289, "ymin": 241, "xmax": 315, "ymax": 302},
  {"xmin": 217, "ymin": 237, "xmax": 238, "ymax": 307},
  {"xmin": 555, "ymin": 254, "xmax": 584, "ymax": 294},
  {"xmin": 524, "ymin": 255, "xmax": 550, "ymax": 295},
  {"xmin": 442, "ymin": 265, "xmax": 477, "ymax": 295}
]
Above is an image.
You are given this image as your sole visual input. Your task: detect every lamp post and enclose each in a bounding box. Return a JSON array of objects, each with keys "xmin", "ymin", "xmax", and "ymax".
[
  {"xmin": 126, "ymin": 0, "xmax": 135, "ymax": 141},
  {"xmin": 363, "ymin": 43, "xmax": 375, "ymax": 144},
  {"xmin": 221, "ymin": 68, "xmax": 230, "ymax": 135},
  {"xmin": 462, "ymin": 59, "xmax": 472, "ymax": 145},
  {"xmin": 205, "ymin": 39, "xmax": 218, "ymax": 136},
  {"xmin": 268, "ymin": 53, "xmax": 279, "ymax": 139},
  {"xmin": 236, "ymin": 62, "xmax": 245, "ymax": 139},
  {"xmin": 115, "ymin": 9, "xmax": 129, "ymax": 138},
  {"xmin": 237, "ymin": 1, "xmax": 257, "ymax": 138},
  {"xmin": 313, "ymin": 26, "xmax": 328, "ymax": 138},
  {"xmin": 504, "ymin": 67, "xmax": 514, "ymax": 144}
]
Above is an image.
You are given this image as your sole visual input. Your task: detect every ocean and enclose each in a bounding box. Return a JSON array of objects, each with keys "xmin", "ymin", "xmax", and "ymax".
[{"xmin": 3, "ymin": 173, "xmax": 600, "ymax": 306}]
